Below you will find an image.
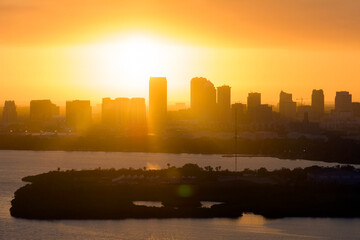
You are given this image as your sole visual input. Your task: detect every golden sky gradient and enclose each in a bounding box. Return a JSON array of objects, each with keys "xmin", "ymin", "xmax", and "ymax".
[{"xmin": 1, "ymin": 0, "xmax": 360, "ymax": 106}]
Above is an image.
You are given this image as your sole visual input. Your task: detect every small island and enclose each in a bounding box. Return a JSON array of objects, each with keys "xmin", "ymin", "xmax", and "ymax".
[{"xmin": 10, "ymin": 164, "xmax": 360, "ymax": 219}]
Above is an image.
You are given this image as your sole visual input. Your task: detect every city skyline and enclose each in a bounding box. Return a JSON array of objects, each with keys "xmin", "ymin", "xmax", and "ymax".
[
  {"xmin": 1, "ymin": 71, "xmax": 360, "ymax": 106},
  {"xmin": 2, "ymin": 77, "xmax": 360, "ymax": 131},
  {"xmin": 0, "ymin": 80, "xmax": 357, "ymax": 110}
]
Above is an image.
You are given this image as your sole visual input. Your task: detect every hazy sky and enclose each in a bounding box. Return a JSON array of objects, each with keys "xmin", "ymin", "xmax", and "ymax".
[{"xmin": 1, "ymin": 0, "xmax": 360, "ymax": 105}]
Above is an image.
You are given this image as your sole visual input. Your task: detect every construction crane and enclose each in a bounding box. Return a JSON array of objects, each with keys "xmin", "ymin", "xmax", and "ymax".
[{"xmin": 296, "ymin": 97, "xmax": 309, "ymax": 106}]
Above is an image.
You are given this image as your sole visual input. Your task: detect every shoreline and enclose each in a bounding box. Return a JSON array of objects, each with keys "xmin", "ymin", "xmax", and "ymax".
[
  {"xmin": 1, "ymin": 149, "xmax": 359, "ymax": 167},
  {"xmin": 1, "ymin": 134, "xmax": 360, "ymax": 164}
]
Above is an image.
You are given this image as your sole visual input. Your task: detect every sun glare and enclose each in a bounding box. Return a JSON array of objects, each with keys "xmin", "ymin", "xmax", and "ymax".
[{"xmin": 86, "ymin": 34, "xmax": 172, "ymax": 95}]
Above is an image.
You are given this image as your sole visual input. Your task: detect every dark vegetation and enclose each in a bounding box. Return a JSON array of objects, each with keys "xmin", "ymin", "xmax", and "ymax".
[
  {"xmin": 10, "ymin": 164, "xmax": 360, "ymax": 219},
  {"xmin": 1, "ymin": 133, "xmax": 360, "ymax": 164}
]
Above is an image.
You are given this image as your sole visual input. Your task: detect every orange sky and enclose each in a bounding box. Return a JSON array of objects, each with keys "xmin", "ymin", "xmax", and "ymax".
[{"xmin": 1, "ymin": 0, "xmax": 360, "ymax": 106}]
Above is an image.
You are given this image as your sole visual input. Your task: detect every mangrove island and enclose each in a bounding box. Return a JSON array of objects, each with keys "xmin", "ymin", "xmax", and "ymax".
[{"xmin": 10, "ymin": 164, "xmax": 360, "ymax": 219}]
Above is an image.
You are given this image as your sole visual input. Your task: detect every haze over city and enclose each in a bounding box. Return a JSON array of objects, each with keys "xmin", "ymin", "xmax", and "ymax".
[{"xmin": 1, "ymin": 0, "xmax": 360, "ymax": 105}]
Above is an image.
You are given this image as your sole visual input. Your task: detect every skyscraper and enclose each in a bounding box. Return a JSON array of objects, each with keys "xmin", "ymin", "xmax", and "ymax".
[
  {"xmin": 129, "ymin": 98, "xmax": 146, "ymax": 129},
  {"xmin": 2, "ymin": 101, "xmax": 17, "ymax": 124},
  {"xmin": 311, "ymin": 89, "xmax": 324, "ymax": 119},
  {"xmin": 217, "ymin": 85, "xmax": 231, "ymax": 122},
  {"xmin": 247, "ymin": 92, "xmax": 261, "ymax": 113},
  {"xmin": 66, "ymin": 100, "xmax": 92, "ymax": 131},
  {"xmin": 102, "ymin": 97, "xmax": 146, "ymax": 131},
  {"xmin": 114, "ymin": 98, "xmax": 131, "ymax": 129},
  {"xmin": 30, "ymin": 100, "xmax": 59, "ymax": 123},
  {"xmin": 353, "ymin": 102, "xmax": 360, "ymax": 118},
  {"xmin": 335, "ymin": 91, "xmax": 352, "ymax": 112},
  {"xmin": 190, "ymin": 77, "xmax": 216, "ymax": 121},
  {"xmin": 102, "ymin": 98, "xmax": 119, "ymax": 127},
  {"xmin": 149, "ymin": 77, "xmax": 167, "ymax": 133},
  {"xmin": 279, "ymin": 91, "xmax": 296, "ymax": 119},
  {"xmin": 231, "ymin": 103, "xmax": 246, "ymax": 124}
]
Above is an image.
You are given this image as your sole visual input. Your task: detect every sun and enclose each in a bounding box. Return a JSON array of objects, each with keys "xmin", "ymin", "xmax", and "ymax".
[{"xmin": 86, "ymin": 34, "xmax": 171, "ymax": 96}]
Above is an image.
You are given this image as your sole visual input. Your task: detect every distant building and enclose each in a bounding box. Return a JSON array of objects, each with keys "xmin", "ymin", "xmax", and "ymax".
[
  {"xmin": 353, "ymin": 102, "xmax": 360, "ymax": 118},
  {"xmin": 102, "ymin": 98, "xmax": 118, "ymax": 127},
  {"xmin": 311, "ymin": 89, "xmax": 324, "ymax": 119},
  {"xmin": 66, "ymin": 100, "xmax": 92, "ymax": 131},
  {"xmin": 217, "ymin": 85, "xmax": 231, "ymax": 122},
  {"xmin": 247, "ymin": 92, "xmax": 261, "ymax": 113},
  {"xmin": 149, "ymin": 77, "xmax": 167, "ymax": 133},
  {"xmin": 30, "ymin": 100, "xmax": 59, "ymax": 124},
  {"xmin": 2, "ymin": 100, "xmax": 17, "ymax": 124},
  {"xmin": 335, "ymin": 91, "xmax": 352, "ymax": 112},
  {"xmin": 334, "ymin": 91, "xmax": 353, "ymax": 120},
  {"xmin": 102, "ymin": 97, "xmax": 146, "ymax": 131},
  {"xmin": 129, "ymin": 98, "xmax": 146, "ymax": 129},
  {"xmin": 279, "ymin": 91, "xmax": 296, "ymax": 119},
  {"xmin": 231, "ymin": 103, "xmax": 247, "ymax": 124},
  {"xmin": 102, "ymin": 97, "xmax": 130, "ymax": 128},
  {"xmin": 253, "ymin": 104, "xmax": 273, "ymax": 123},
  {"xmin": 247, "ymin": 92, "xmax": 262, "ymax": 122},
  {"xmin": 297, "ymin": 105, "xmax": 312, "ymax": 121},
  {"xmin": 190, "ymin": 77, "xmax": 216, "ymax": 121}
]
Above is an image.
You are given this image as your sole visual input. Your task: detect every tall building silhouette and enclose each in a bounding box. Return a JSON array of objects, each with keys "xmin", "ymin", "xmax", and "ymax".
[
  {"xmin": 190, "ymin": 77, "xmax": 216, "ymax": 121},
  {"xmin": 231, "ymin": 103, "xmax": 246, "ymax": 123},
  {"xmin": 149, "ymin": 77, "xmax": 167, "ymax": 133},
  {"xmin": 102, "ymin": 98, "xmax": 113, "ymax": 126},
  {"xmin": 30, "ymin": 100, "xmax": 59, "ymax": 123},
  {"xmin": 129, "ymin": 98, "xmax": 146, "ymax": 129},
  {"xmin": 102, "ymin": 97, "xmax": 146, "ymax": 131},
  {"xmin": 217, "ymin": 85, "xmax": 231, "ymax": 122},
  {"xmin": 247, "ymin": 92, "xmax": 261, "ymax": 113},
  {"xmin": 247, "ymin": 92, "xmax": 261, "ymax": 121},
  {"xmin": 353, "ymin": 102, "xmax": 360, "ymax": 118},
  {"xmin": 279, "ymin": 91, "xmax": 296, "ymax": 119},
  {"xmin": 335, "ymin": 91, "xmax": 352, "ymax": 112},
  {"xmin": 2, "ymin": 101, "xmax": 17, "ymax": 124},
  {"xmin": 66, "ymin": 100, "xmax": 92, "ymax": 131},
  {"xmin": 311, "ymin": 89, "xmax": 324, "ymax": 119},
  {"xmin": 102, "ymin": 98, "xmax": 118, "ymax": 127}
]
